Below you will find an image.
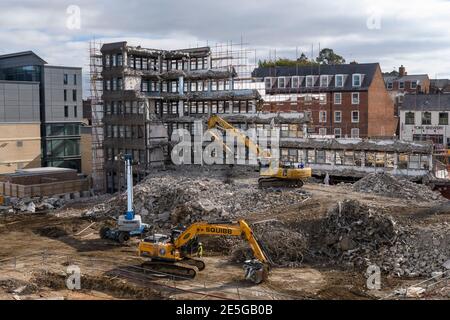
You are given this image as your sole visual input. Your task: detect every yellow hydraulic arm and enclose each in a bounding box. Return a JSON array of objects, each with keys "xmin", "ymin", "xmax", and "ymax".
[
  {"xmin": 174, "ymin": 220, "xmax": 269, "ymax": 264},
  {"xmin": 207, "ymin": 115, "xmax": 271, "ymax": 159}
]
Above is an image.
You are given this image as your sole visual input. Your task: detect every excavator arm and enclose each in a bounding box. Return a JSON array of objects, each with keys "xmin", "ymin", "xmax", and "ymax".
[
  {"xmin": 207, "ymin": 115, "xmax": 271, "ymax": 159},
  {"xmin": 174, "ymin": 220, "xmax": 268, "ymax": 264}
]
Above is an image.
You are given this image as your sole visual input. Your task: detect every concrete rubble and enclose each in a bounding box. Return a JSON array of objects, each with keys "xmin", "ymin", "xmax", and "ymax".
[
  {"xmin": 352, "ymin": 172, "xmax": 445, "ymax": 202},
  {"xmin": 231, "ymin": 220, "xmax": 308, "ymax": 267},
  {"xmin": 0, "ymin": 197, "xmax": 66, "ymax": 214},
  {"xmin": 86, "ymin": 170, "xmax": 310, "ymax": 228},
  {"xmin": 316, "ymin": 199, "xmax": 450, "ymax": 277}
]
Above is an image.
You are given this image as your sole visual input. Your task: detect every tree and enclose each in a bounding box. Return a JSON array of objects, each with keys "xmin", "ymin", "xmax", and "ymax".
[
  {"xmin": 316, "ymin": 48, "xmax": 346, "ymax": 65},
  {"xmin": 258, "ymin": 53, "xmax": 318, "ymax": 68}
]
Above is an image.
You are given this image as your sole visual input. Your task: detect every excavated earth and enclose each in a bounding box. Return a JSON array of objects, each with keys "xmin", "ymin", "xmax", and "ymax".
[{"xmin": 0, "ymin": 165, "xmax": 449, "ymax": 300}]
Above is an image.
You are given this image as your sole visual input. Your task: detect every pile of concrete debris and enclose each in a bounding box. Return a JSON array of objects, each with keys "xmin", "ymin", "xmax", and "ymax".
[
  {"xmin": 230, "ymin": 220, "xmax": 307, "ymax": 267},
  {"xmin": 86, "ymin": 173, "xmax": 309, "ymax": 228},
  {"xmin": 352, "ymin": 172, "xmax": 444, "ymax": 202},
  {"xmin": 0, "ymin": 197, "xmax": 65, "ymax": 214},
  {"xmin": 316, "ymin": 200, "xmax": 449, "ymax": 277}
]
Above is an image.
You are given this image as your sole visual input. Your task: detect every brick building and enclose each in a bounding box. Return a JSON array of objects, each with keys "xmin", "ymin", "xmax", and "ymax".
[
  {"xmin": 384, "ymin": 65, "xmax": 430, "ymax": 115},
  {"xmin": 252, "ymin": 63, "xmax": 397, "ymax": 139}
]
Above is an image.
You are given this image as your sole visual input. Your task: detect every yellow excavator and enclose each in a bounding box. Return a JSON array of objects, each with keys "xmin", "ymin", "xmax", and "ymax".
[
  {"xmin": 138, "ymin": 220, "xmax": 271, "ymax": 284},
  {"xmin": 207, "ymin": 115, "xmax": 312, "ymax": 188}
]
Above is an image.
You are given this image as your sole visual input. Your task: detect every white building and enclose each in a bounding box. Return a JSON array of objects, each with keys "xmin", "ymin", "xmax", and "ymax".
[{"xmin": 399, "ymin": 94, "xmax": 450, "ymax": 149}]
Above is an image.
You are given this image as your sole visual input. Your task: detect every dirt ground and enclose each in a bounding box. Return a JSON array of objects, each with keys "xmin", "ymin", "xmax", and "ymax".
[{"xmin": 0, "ymin": 176, "xmax": 448, "ymax": 300}]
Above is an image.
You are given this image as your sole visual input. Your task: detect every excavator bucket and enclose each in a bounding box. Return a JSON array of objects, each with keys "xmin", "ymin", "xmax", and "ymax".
[{"xmin": 243, "ymin": 259, "xmax": 268, "ymax": 284}]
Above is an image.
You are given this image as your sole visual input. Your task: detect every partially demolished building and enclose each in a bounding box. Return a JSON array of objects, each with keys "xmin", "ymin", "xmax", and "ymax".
[{"xmin": 100, "ymin": 42, "xmax": 308, "ymax": 192}]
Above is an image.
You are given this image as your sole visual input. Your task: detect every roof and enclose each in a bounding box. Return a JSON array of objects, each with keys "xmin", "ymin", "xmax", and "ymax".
[
  {"xmin": 252, "ymin": 63, "xmax": 380, "ymax": 91},
  {"xmin": 280, "ymin": 138, "xmax": 433, "ymax": 153},
  {"xmin": 400, "ymin": 94, "xmax": 450, "ymax": 111},
  {"xmin": 0, "ymin": 51, "xmax": 47, "ymax": 64},
  {"xmin": 384, "ymin": 74, "xmax": 429, "ymax": 84}
]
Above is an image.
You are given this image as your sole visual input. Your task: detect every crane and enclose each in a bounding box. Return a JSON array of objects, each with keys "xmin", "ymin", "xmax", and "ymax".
[
  {"xmin": 138, "ymin": 220, "xmax": 271, "ymax": 284},
  {"xmin": 207, "ymin": 115, "xmax": 312, "ymax": 188}
]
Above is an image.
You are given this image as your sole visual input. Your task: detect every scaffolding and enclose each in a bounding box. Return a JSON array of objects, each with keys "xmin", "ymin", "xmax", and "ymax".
[{"xmin": 89, "ymin": 40, "xmax": 105, "ymax": 192}]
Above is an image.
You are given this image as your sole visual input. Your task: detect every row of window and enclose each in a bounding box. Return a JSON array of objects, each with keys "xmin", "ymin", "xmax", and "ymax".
[
  {"xmin": 404, "ymin": 111, "xmax": 448, "ymax": 125},
  {"xmin": 141, "ymin": 80, "xmax": 233, "ymax": 93},
  {"xmin": 265, "ymin": 74, "xmax": 363, "ymax": 89},
  {"xmin": 157, "ymin": 100, "xmax": 256, "ymax": 115},
  {"xmin": 45, "ymin": 138, "xmax": 80, "ymax": 158},
  {"xmin": 46, "ymin": 124, "xmax": 80, "ymax": 137},
  {"xmin": 105, "ymin": 148, "xmax": 146, "ymax": 164},
  {"xmin": 276, "ymin": 92, "xmax": 360, "ymax": 105},
  {"xmin": 104, "ymin": 78, "xmax": 123, "ymax": 91},
  {"xmin": 386, "ymin": 81, "xmax": 417, "ymax": 90},
  {"xmin": 105, "ymin": 125, "xmax": 145, "ymax": 139},
  {"xmin": 104, "ymin": 53, "xmax": 210, "ymax": 72},
  {"xmin": 280, "ymin": 148, "xmax": 429, "ymax": 170},
  {"xmin": 63, "ymin": 73, "xmax": 77, "ymax": 86},
  {"xmin": 314, "ymin": 127, "xmax": 360, "ymax": 138},
  {"xmin": 315, "ymin": 110, "xmax": 360, "ymax": 123},
  {"xmin": 104, "ymin": 100, "xmax": 145, "ymax": 115}
]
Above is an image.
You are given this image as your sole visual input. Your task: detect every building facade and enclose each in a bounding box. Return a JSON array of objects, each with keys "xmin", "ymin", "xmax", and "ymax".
[
  {"xmin": 99, "ymin": 42, "xmax": 313, "ymax": 192},
  {"xmin": 0, "ymin": 80, "xmax": 41, "ymax": 174},
  {"xmin": 252, "ymin": 63, "xmax": 397, "ymax": 139},
  {"xmin": 400, "ymin": 94, "xmax": 450, "ymax": 149},
  {"xmin": 0, "ymin": 52, "xmax": 83, "ymax": 172}
]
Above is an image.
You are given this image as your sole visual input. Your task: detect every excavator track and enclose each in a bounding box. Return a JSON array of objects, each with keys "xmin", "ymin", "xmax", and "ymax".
[
  {"xmin": 141, "ymin": 260, "xmax": 199, "ymax": 279},
  {"xmin": 258, "ymin": 177, "xmax": 304, "ymax": 188},
  {"xmin": 183, "ymin": 257, "xmax": 206, "ymax": 271}
]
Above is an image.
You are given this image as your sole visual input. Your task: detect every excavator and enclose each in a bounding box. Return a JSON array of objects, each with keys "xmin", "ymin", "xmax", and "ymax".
[
  {"xmin": 138, "ymin": 220, "xmax": 271, "ymax": 284},
  {"xmin": 207, "ymin": 115, "xmax": 312, "ymax": 188}
]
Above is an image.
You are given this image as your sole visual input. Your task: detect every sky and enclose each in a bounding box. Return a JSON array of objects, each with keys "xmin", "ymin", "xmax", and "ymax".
[{"xmin": 1, "ymin": 0, "xmax": 450, "ymax": 97}]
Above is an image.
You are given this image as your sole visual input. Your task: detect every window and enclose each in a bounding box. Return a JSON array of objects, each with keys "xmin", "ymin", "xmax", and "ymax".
[
  {"xmin": 439, "ymin": 112, "xmax": 448, "ymax": 125},
  {"xmin": 64, "ymin": 106, "xmax": 69, "ymax": 118},
  {"xmin": 352, "ymin": 111, "xmax": 359, "ymax": 123},
  {"xmin": 318, "ymin": 128, "xmax": 327, "ymax": 136},
  {"xmin": 64, "ymin": 89, "xmax": 67, "ymax": 101},
  {"xmin": 399, "ymin": 81, "xmax": 405, "ymax": 89},
  {"xmin": 422, "ymin": 112, "xmax": 431, "ymax": 125},
  {"xmin": 335, "ymin": 74, "xmax": 344, "ymax": 87},
  {"xmin": 334, "ymin": 128, "xmax": 342, "ymax": 138},
  {"xmin": 63, "ymin": 74, "xmax": 68, "ymax": 85},
  {"xmin": 405, "ymin": 112, "xmax": 415, "ymax": 125},
  {"xmin": 73, "ymin": 74, "xmax": 77, "ymax": 85},
  {"xmin": 320, "ymin": 75, "xmax": 328, "ymax": 87},
  {"xmin": 306, "ymin": 76, "xmax": 314, "ymax": 87},
  {"xmin": 292, "ymin": 76, "xmax": 300, "ymax": 88},
  {"xmin": 351, "ymin": 128, "xmax": 359, "ymax": 138},
  {"xmin": 352, "ymin": 92, "xmax": 360, "ymax": 104},
  {"xmin": 73, "ymin": 106, "xmax": 77, "ymax": 118},
  {"xmin": 105, "ymin": 55, "xmax": 110, "ymax": 67},
  {"xmin": 334, "ymin": 92, "xmax": 342, "ymax": 104},
  {"xmin": 319, "ymin": 111, "xmax": 327, "ymax": 123},
  {"xmin": 72, "ymin": 90, "xmax": 77, "ymax": 101},
  {"xmin": 387, "ymin": 82, "xmax": 393, "ymax": 89},
  {"xmin": 352, "ymin": 74, "xmax": 361, "ymax": 87},
  {"xmin": 117, "ymin": 54, "xmax": 123, "ymax": 66},
  {"xmin": 411, "ymin": 81, "xmax": 417, "ymax": 89},
  {"xmin": 334, "ymin": 111, "xmax": 342, "ymax": 123},
  {"xmin": 278, "ymin": 77, "xmax": 286, "ymax": 88}
]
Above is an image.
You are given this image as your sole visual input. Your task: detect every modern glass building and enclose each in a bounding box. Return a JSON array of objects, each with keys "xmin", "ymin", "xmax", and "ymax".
[{"xmin": 0, "ymin": 51, "xmax": 83, "ymax": 172}]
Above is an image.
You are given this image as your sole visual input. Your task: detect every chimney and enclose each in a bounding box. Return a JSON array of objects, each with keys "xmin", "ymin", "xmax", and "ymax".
[{"xmin": 399, "ymin": 65, "xmax": 406, "ymax": 77}]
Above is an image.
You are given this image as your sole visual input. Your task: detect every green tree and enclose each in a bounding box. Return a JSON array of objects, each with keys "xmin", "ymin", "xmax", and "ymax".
[{"xmin": 316, "ymin": 48, "xmax": 346, "ymax": 65}]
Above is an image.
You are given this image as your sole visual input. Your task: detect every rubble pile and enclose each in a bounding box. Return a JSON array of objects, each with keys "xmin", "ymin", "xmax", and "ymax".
[
  {"xmin": 87, "ymin": 173, "xmax": 309, "ymax": 228},
  {"xmin": 231, "ymin": 220, "xmax": 307, "ymax": 267},
  {"xmin": 317, "ymin": 200, "xmax": 450, "ymax": 277},
  {"xmin": 352, "ymin": 172, "xmax": 444, "ymax": 202},
  {"xmin": 0, "ymin": 197, "xmax": 65, "ymax": 214}
]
